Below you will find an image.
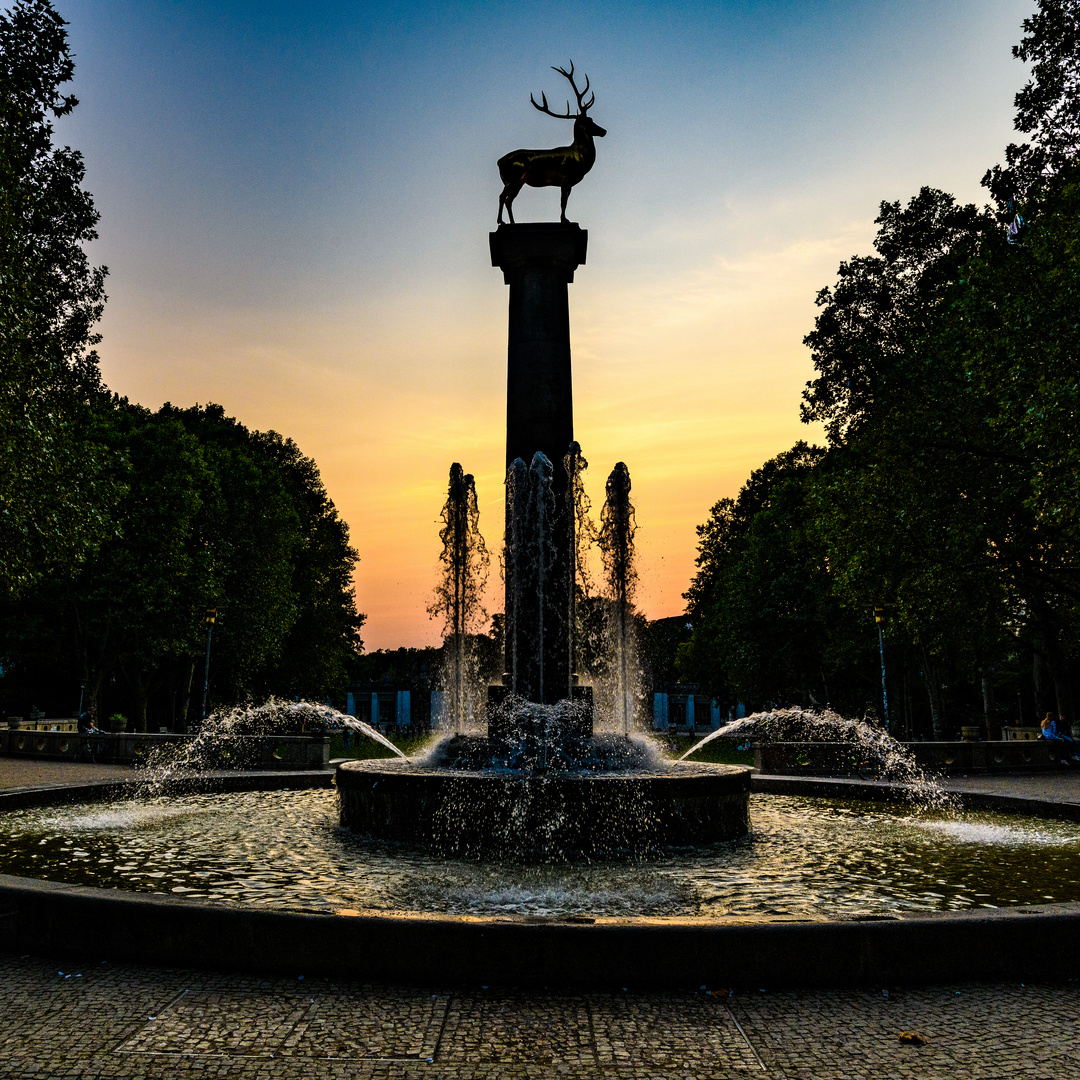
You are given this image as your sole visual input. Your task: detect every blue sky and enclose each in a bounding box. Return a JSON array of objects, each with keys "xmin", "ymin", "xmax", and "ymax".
[{"xmin": 57, "ymin": 0, "xmax": 1033, "ymax": 646}]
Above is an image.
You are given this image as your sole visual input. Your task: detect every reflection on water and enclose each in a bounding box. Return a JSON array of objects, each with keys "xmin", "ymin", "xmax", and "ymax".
[{"xmin": 0, "ymin": 790, "xmax": 1077, "ymax": 920}]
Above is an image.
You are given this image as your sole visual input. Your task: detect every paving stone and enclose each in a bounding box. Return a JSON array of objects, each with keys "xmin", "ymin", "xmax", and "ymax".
[
  {"xmin": 1, "ymin": 954, "xmax": 1078, "ymax": 1079},
  {"xmin": 279, "ymin": 986, "xmax": 448, "ymax": 1059},
  {"xmin": 120, "ymin": 990, "xmax": 308, "ymax": 1057},
  {"xmin": 438, "ymin": 991, "xmax": 596, "ymax": 1067},
  {"xmin": 590, "ymin": 991, "xmax": 762, "ymax": 1072}
]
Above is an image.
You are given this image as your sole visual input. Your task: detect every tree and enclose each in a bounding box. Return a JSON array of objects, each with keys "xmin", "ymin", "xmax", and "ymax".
[
  {"xmin": 72, "ymin": 404, "xmax": 212, "ymax": 727},
  {"xmin": 801, "ymin": 188, "xmax": 992, "ymax": 445},
  {"xmin": 801, "ymin": 182, "xmax": 1080, "ymax": 730},
  {"xmin": 984, "ymin": 0, "xmax": 1080, "ymax": 205},
  {"xmin": 247, "ymin": 423, "xmax": 365, "ymax": 699},
  {"xmin": 0, "ymin": 400, "xmax": 365, "ymax": 726},
  {"xmin": 682, "ymin": 444, "xmax": 872, "ymax": 712},
  {"xmin": 163, "ymin": 404, "xmax": 363, "ymax": 709},
  {"xmin": 0, "ymin": 0, "xmax": 116, "ymax": 599}
]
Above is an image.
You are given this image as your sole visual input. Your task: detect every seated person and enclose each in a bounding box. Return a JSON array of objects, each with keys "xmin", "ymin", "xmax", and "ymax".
[{"xmin": 1040, "ymin": 713, "xmax": 1078, "ymax": 760}]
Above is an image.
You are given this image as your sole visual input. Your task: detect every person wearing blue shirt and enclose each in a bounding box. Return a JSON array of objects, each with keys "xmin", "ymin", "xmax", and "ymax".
[{"xmin": 1040, "ymin": 713, "xmax": 1079, "ymax": 762}]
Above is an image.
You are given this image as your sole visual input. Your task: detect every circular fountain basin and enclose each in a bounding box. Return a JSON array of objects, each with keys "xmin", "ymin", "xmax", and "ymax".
[
  {"xmin": 1, "ymin": 781, "xmax": 1080, "ymax": 986},
  {"xmin": 336, "ymin": 758, "xmax": 752, "ymax": 859}
]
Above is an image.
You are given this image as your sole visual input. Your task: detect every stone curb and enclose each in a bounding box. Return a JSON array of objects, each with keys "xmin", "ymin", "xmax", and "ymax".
[
  {"xmin": 0, "ymin": 772, "xmax": 1077, "ymax": 989},
  {"xmin": 751, "ymin": 773, "xmax": 1080, "ymax": 822}
]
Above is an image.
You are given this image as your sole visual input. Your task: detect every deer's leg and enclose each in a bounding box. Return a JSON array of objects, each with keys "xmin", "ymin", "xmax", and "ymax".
[
  {"xmin": 560, "ymin": 185, "xmax": 572, "ymax": 223},
  {"xmin": 499, "ymin": 179, "xmax": 524, "ymax": 225}
]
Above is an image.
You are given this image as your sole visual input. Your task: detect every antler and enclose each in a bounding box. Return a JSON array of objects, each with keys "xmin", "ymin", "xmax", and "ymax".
[{"xmin": 530, "ymin": 60, "xmax": 595, "ymax": 118}]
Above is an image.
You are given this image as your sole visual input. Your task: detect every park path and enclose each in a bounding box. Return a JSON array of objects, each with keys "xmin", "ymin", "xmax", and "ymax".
[
  {"xmin": 0, "ymin": 953, "xmax": 1077, "ymax": 1079},
  {"xmin": 0, "ymin": 757, "xmax": 134, "ymax": 791},
  {"xmin": 941, "ymin": 769, "xmax": 1080, "ymax": 807}
]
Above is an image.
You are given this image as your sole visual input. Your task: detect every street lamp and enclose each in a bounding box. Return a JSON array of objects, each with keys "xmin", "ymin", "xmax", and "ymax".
[
  {"xmin": 201, "ymin": 606, "xmax": 217, "ymax": 722},
  {"xmin": 873, "ymin": 606, "xmax": 890, "ymax": 729}
]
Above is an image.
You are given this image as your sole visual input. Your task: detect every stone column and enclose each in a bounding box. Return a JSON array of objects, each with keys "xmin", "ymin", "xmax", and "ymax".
[{"xmin": 490, "ymin": 223, "xmax": 587, "ymax": 706}]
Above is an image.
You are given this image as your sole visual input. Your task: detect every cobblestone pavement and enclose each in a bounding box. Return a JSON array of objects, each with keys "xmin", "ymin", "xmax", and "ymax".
[{"xmin": 1, "ymin": 954, "xmax": 1077, "ymax": 1080}]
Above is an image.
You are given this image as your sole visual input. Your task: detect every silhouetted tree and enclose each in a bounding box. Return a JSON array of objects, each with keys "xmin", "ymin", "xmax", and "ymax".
[{"xmin": 0, "ymin": 0, "xmax": 116, "ymax": 598}]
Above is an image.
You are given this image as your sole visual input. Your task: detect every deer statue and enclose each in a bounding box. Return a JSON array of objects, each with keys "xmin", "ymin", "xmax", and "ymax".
[{"xmin": 497, "ymin": 62, "xmax": 606, "ymax": 226}]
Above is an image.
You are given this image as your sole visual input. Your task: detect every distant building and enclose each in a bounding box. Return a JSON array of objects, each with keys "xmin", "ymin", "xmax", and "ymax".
[{"xmin": 649, "ymin": 683, "xmax": 730, "ymax": 733}]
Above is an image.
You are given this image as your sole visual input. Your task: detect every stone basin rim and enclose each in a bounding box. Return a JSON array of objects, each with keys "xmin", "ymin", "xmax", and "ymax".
[
  {"xmin": 339, "ymin": 757, "xmax": 750, "ymax": 777},
  {"xmin": 0, "ymin": 771, "xmax": 1078, "ymax": 988}
]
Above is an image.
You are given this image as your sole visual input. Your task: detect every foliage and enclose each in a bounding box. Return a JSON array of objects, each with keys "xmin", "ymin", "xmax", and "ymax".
[
  {"xmin": 800, "ymin": 188, "xmax": 993, "ymax": 445},
  {"xmin": 1, "ymin": 401, "xmax": 364, "ymax": 727},
  {"xmin": 0, "ymin": 0, "xmax": 117, "ymax": 598},
  {"xmin": 984, "ymin": 0, "xmax": 1080, "ymax": 205},
  {"xmin": 681, "ymin": 443, "xmax": 874, "ymax": 712}
]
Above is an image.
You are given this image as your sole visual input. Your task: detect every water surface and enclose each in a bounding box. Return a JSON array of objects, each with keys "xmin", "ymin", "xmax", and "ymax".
[{"xmin": 0, "ymin": 790, "xmax": 1077, "ymax": 920}]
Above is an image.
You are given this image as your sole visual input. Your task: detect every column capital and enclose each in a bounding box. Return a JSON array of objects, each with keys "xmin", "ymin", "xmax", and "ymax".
[{"xmin": 489, "ymin": 222, "xmax": 588, "ymax": 284}]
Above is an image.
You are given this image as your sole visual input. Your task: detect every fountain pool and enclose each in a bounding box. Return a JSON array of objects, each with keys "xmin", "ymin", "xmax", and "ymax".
[{"xmin": 2, "ymin": 788, "xmax": 1079, "ymax": 920}]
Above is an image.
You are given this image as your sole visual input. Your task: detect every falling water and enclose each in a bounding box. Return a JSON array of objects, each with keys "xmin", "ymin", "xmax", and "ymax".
[
  {"xmin": 529, "ymin": 452, "xmax": 555, "ymax": 702},
  {"xmin": 504, "ymin": 453, "xmax": 557, "ymax": 705},
  {"xmin": 563, "ymin": 441, "xmax": 596, "ymax": 684},
  {"xmin": 430, "ymin": 464, "xmax": 489, "ymax": 733},
  {"xmin": 504, "ymin": 458, "xmax": 529, "ymax": 697},
  {"xmin": 599, "ymin": 462, "xmax": 637, "ymax": 735}
]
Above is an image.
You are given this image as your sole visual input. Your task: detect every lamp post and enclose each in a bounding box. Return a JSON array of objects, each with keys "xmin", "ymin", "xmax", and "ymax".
[
  {"xmin": 873, "ymin": 606, "xmax": 889, "ymax": 730},
  {"xmin": 201, "ymin": 607, "xmax": 217, "ymax": 722}
]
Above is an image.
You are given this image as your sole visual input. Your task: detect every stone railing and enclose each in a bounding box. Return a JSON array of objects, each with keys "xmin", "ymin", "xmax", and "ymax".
[
  {"xmin": 754, "ymin": 739, "xmax": 1064, "ymax": 776},
  {"xmin": 5, "ymin": 717, "xmax": 78, "ymax": 732}
]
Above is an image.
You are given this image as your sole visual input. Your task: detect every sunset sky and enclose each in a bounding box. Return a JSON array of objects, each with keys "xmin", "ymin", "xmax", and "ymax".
[{"xmin": 59, "ymin": 0, "xmax": 1031, "ymax": 649}]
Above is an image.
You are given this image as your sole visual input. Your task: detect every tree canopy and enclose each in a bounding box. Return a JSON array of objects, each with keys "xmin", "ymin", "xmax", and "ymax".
[
  {"xmin": 687, "ymin": 0, "xmax": 1080, "ymax": 737},
  {"xmin": 0, "ymin": 0, "xmax": 116, "ymax": 599}
]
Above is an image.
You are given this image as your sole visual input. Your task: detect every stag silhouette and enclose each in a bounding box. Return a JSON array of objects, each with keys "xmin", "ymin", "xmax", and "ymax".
[{"xmin": 497, "ymin": 62, "xmax": 606, "ymax": 226}]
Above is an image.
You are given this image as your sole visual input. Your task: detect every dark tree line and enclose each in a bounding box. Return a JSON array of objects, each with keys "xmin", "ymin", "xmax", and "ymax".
[
  {"xmin": 3, "ymin": 400, "xmax": 365, "ymax": 728},
  {"xmin": 0, "ymin": 1, "xmax": 363, "ymax": 727},
  {"xmin": 681, "ymin": 0, "xmax": 1080, "ymax": 739}
]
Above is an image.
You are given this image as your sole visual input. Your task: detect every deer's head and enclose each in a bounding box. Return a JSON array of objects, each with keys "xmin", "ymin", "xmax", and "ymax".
[{"xmin": 531, "ymin": 62, "xmax": 606, "ymax": 140}]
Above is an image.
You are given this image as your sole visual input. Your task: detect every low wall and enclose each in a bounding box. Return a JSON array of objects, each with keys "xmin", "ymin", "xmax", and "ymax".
[
  {"xmin": 0, "ymin": 729, "xmax": 330, "ymax": 769},
  {"xmin": 754, "ymin": 739, "xmax": 1066, "ymax": 776},
  {"xmin": 0, "ymin": 873, "xmax": 1077, "ymax": 989},
  {"xmin": 5, "ymin": 718, "xmax": 78, "ymax": 732}
]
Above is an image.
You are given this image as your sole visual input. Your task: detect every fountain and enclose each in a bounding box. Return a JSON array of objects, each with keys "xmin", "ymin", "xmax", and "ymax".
[
  {"xmin": 1, "ymin": 72, "xmax": 1078, "ymax": 990},
  {"xmin": 336, "ymin": 217, "xmax": 752, "ymax": 859},
  {"xmin": 599, "ymin": 462, "xmax": 637, "ymax": 737},
  {"xmin": 680, "ymin": 707, "xmax": 956, "ymax": 809}
]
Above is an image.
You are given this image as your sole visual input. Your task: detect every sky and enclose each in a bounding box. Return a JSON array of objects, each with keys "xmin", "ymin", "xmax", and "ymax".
[{"xmin": 57, "ymin": 0, "xmax": 1032, "ymax": 650}]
